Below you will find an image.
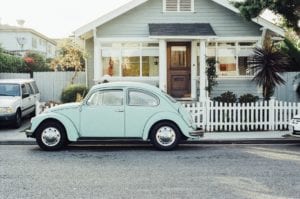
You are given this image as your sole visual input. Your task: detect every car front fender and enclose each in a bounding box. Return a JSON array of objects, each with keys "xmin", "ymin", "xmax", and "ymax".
[
  {"xmin": 142, "ymin": 111, "xmax": 192, "ymax": 141},
  {"xmin": 30, "ymin": 112, "xmax": 80, "ymax": 141}
]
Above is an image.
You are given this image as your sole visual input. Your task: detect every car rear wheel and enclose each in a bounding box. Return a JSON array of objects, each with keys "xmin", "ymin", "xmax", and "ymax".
[
  {"xmin": 36, "ymin": 121, "xmax": 67, "ymax": 151},
  {"xmin": 150, "ymin": 122, "xmax": 181, "ymax": 151}
]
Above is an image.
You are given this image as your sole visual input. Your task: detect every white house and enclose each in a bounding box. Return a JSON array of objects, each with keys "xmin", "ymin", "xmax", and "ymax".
[
  {"xmin": 74, "ymin": 0, "xmax": 284, "ymax": 100},
  {"xmin": 0, "ymin": 24, "xmax": 56, "ymax": 58}
]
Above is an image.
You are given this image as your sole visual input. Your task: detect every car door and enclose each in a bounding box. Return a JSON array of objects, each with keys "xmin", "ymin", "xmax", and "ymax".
[
  {"xmin": 80, "ymin": 89, "xmax": 125, "ymax": 137},
  {"xmin": 20, "ymin": 84, "xmax": 33, "ymax": 116},
  {"xmin": 29, "ymin": 81, "xmax": 40, "ymax": 103},
  {"xmin": 125, "ymin": 89, "xmax": 160, "ymax": 138}
]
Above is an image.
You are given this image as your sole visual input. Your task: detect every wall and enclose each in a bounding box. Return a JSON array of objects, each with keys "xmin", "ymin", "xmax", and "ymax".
[
  {"xmin": 96, "ymin": 0, "xmax": 261, "ymax": 37},
  {"xmin": 210, "ymin": 77, "xmax": 261, "ymax": 99}
]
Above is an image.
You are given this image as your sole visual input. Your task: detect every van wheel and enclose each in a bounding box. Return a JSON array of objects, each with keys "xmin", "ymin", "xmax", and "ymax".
[
  {"xmin": 36, "ymin": 121, "xmax": 67, "ymax": 151},
  {"xmin": 13, "ymin": 111, "xmax": 22, "ymax": 129},
  {"xmin": 150, "ymin": 122, "xmax": 181, "ymax": 151}
]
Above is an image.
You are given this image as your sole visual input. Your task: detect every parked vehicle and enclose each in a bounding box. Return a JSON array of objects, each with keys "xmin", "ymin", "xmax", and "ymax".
[
  {"xmin": 26, "ymin": 82, "xmax": 203, "ymax": 151},
  {"xmin": 0, "ymin": 79, "xmax": 40, "ymax": 128},
  {"xmin": 290, "ymin": 115, "xmax": 300, "ymax": 136}
]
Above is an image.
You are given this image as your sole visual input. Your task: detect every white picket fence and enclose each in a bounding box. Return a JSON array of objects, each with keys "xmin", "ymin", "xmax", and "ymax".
[{"xmin": 184, "ymin": 98, "xmax": 300, "ymax": 132}]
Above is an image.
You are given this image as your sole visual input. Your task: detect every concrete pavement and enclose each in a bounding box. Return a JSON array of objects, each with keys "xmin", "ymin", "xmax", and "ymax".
[{"xmin": 0, "ymin": 118, "xmax": 299, "ymax": 145}]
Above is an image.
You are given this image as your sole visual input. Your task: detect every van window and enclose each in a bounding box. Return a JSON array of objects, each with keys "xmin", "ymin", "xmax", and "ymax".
[
  {"xmin": 30, "ymin": 82, "xmax": 39, "ymax": 94},
  {"xmin": 25, "ymin": 83, "xmax": 34, "ymax": 95},
  {"xmin": 21, "ymin": 84, "xmax": 28, "ymax": 95}
]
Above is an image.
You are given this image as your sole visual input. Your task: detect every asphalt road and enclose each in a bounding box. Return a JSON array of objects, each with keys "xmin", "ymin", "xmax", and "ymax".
[{"xmin": 0, "ymin": 144, "xmax": 300, "ymax": 199}]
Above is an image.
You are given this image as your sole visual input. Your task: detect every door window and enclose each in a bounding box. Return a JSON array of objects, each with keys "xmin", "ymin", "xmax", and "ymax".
[
  {"xmin": 171, "ymin": 46, "xmax": 187, "ymax": 67},
  {"xmin": 87, "ymin": 90, "xmax": 123, "ymax": 106}
]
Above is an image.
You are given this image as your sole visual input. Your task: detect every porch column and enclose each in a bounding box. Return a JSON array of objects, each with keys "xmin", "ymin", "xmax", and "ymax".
[
  {"xmin": 191, "ymin": 40, "xmax": 197, "ymax": 99},
  {"xmin": 159, "ymin": 40, "xmax": 167, "ymax": 92},
  {"xmin": 93, "ymin": 29, "xmax": 101, "ymax": 82},
  {"xmin": 199, "ymin": 40, "xmax": 206, "ymax": 101}
]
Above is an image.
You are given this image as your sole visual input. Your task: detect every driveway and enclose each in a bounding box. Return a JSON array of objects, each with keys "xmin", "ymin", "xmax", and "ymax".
[{"xmin": 0, "ymin": 118, "xmax": 31, "ymax": 141}]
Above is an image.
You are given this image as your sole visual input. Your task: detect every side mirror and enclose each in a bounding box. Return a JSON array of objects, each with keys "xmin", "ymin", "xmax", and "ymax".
[{"xmin": 22, "ymin": 93, "xmax": 30, "ymax": 98}]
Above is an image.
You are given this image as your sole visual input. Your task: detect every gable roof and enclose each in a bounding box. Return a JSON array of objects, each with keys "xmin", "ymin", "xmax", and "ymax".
[{"xmin": 74, "ymin": 0, "xmax": 284, "ymax": 38}]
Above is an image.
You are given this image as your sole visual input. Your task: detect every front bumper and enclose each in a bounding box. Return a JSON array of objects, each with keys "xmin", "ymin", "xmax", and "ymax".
[
  {"xmin": 0, "ymin": 113, "xmax": 15, "ymax": 122},
  {"xmin": 189, "ymin": 128, "xmax": 204, "ymax": 137}
]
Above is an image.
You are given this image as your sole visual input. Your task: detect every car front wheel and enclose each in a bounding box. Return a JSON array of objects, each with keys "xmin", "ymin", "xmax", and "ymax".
[
  {"xmin": 13, "ymin": 110, "xmax": 22, "ymax": 129},
  {"xmin": 36, "ymin": 121, "xmax": 67, "ymax": 151},
  {"xmin": 150, "ymin": 122, "xmax": 181, "ymax": 151}
]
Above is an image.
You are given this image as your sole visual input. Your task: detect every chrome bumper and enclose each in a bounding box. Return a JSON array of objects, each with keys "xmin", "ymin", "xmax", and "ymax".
[{"xmin": 189, "ymin": 128, "xmax": 204, "ymax": 137}]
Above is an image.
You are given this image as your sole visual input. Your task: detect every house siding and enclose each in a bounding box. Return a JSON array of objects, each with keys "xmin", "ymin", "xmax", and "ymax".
[
  {"xmin": 96, "ymin": 0, "xmax": 261, "ymax": 38},
  {"xmin": 85, "ymin": 38, "xmax": 94, "ymax": 88},
  {"xmin": 210, "ymin": 79, "xmax": 262, "ymax": 99}
]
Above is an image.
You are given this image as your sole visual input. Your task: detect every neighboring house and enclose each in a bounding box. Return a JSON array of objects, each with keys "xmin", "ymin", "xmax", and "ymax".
[
  {"xmin": 0, "ymin": 24, "xmax": 56, "ymax": 58},
  {"xmin": 74, "ymin": 0, "xmax": 285, "ymax": 100}
]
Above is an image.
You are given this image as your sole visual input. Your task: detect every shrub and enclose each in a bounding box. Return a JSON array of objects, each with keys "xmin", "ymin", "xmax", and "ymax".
[
  {"xmin": 0, "ymin": 52, "xmax": 26, "ymax": 73},
  {"xmin": 61, "ymin": 84, "xmax": 88, "ymax": 103},
  {"xmin": 213, "ymin": 91, "xmax": 237, "ymax": 103},
  {"xmin": 239, "ymin": 94, "xmax": 259, "ymax": 103}
]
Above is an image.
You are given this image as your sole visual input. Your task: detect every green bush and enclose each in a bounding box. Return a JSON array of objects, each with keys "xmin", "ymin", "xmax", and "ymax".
[
  {"xmin": 61, "ymin": 84, "xmax": 88, "ymax": 103},
  {"xmin": 0, "ymin": 52, "xmax": 26, "ymax": 73},
  {"xmin": 213, "ymin": 91, "xmax": 237, "ymax": 103},
  {"xmin": 239, "ymin": 94, "xmax": 259, "ymax": 103}
]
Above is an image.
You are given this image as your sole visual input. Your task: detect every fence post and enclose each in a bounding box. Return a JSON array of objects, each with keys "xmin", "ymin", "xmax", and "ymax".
[{"xmin": 269, "ymin": 97, "xmax": 276, "ymax": 130}]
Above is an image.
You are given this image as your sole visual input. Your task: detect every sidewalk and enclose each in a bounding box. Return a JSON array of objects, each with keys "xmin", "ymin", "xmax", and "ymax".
[{"xmin": 0, "ymin": 122, "xmax": 299, "ymax": 145}]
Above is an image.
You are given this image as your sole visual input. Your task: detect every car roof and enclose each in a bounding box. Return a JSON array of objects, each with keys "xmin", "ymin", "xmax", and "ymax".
[
  {"xmin": 0, "ymin": 79, "xmax": 35, "ymax": 84},
  {"xmin": 92, "ymin": 82, "xmax": 162, "ymax": 93}
]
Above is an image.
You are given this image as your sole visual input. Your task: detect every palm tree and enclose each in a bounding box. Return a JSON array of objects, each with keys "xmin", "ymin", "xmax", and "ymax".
[{"xmin": 248, "ymin": 47, "xmax": 290, "ymax": 100}]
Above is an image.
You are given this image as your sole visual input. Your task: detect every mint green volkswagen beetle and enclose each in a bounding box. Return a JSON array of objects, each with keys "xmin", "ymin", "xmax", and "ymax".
[{"xmin": 26, "ymin": 82, "xmax": 203, "ymax": 151}]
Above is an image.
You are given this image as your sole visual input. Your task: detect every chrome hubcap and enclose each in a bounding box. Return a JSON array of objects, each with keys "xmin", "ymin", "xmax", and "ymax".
[
  {"xmin": 41, "ymin": 127, "xmax": 61, "ymax": 147},
  {"xmin": 156, "ymin": 126, "xmax": 176, "ymax": 147}
]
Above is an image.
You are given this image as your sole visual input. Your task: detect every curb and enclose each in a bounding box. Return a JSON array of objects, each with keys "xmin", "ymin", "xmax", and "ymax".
[{"xmin": 0, "ymin": 138, "xmax": 300, "ymax": 146}]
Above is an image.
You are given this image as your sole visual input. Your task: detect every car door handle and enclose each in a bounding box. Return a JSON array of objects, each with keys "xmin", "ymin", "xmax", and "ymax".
[{"xmin": 115, "ymin": 109, "xmax": 124, "ymax": 112}]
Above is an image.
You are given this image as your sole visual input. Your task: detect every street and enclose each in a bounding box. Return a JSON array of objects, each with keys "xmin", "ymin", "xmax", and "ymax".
[{"xmin": 1, "ymin": 144, "xmax": 300, "ymax": 199}]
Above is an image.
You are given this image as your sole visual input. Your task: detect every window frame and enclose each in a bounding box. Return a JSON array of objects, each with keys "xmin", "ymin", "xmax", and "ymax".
[
  {"xmin": 163, "ymin": 0, "xmax": 194, "ymax": 12},
  {"xmin": 126, "ymin": 89, "xmax": 160, "ymax": 107}
]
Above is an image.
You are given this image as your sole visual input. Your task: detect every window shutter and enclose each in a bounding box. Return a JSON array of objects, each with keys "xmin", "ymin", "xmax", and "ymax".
[
  {"xmin": 179, "ymin": 0, "xmax": 192, "ymax": 11},
  {"xmin": 165, "ymin": 0, "xmax": 178, "ymax": 11}
]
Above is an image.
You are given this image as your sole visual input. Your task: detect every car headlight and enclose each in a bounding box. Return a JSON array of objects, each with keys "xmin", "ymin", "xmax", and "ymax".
[
  {"xmin": 291, "ymin": 119, "xmax": 300, "ymax": 124},
  {"xmin": 0, "ymin": 107, "xmax": 14, "ymax": 114}
]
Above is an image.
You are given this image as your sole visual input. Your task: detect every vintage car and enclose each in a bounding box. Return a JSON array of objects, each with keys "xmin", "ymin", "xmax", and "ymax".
[{"xmin": 26, "ymin": 82, "xmax": 203, "ymax": 150}]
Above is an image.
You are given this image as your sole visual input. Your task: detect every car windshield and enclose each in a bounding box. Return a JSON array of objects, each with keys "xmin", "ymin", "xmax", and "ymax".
[{"xmin": 0, "ymin": 84, "xmax": 20, "ymax": 97}]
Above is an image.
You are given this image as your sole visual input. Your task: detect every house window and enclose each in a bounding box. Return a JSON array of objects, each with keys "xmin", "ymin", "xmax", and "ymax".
[
  {"xmin": 197, "ymin": 41, "xmax": 257, "ymax": 77},
  {"xmin": 101, "ymin": 42, "xmax": 159, "ymax": 77},
  {"xmin": 32, "ymin": 38, "xmax": 37, "ymax": 49},
  {"xmin": 163, "ymin": 0, "xmax": 194, "ymax": 12}
]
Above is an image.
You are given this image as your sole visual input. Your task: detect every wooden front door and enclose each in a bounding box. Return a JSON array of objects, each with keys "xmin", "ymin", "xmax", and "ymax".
[{"xmin": 167, "ymin": 42, "xmax": 191, "ymax": 98}]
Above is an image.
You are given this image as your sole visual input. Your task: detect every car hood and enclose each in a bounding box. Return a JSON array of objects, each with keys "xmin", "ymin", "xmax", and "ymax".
[
  {"xmin": 0, "ymin": 96, "xmax": 21, "ymax": 107},
  {"xmin": 45, "ymin": 102, "xmax": 81, "ymax": 113}
]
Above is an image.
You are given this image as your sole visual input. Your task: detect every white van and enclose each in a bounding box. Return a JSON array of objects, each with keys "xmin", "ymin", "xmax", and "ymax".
[{"xmin": 0, "ymin": 79, "xmax": 40, "ymax": 128}]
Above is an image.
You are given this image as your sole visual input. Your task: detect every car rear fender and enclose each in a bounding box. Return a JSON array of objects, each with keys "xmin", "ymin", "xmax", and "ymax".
[
  {"xmin": 31, "ymin": 112, "xmax": 80, "ymax": 141},
  {"xmin": 142, "ymin": 111, "xmax": 191, "ymax": 141}
]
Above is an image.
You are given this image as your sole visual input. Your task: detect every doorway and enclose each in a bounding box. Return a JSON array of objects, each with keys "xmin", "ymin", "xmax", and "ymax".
[{"xmin": 167, "ymin": 42, "xmax": 191, "ymax": 98}]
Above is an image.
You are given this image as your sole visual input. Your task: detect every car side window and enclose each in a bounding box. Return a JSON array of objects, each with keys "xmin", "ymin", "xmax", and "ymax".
[
  {"xmin": 25, "ymin": 83, "xmax": 34, "ymax": 95},
  {"xmin": 128, "ymin": 90, "xmax": 159, "ymax": 107},
  {"xmin": 30, "ymin": 82, "xmax": 39, "ymax": 94},
  {"xmin": 87, "ymin": 90, "xmax": 123, "ymax": 106}
]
